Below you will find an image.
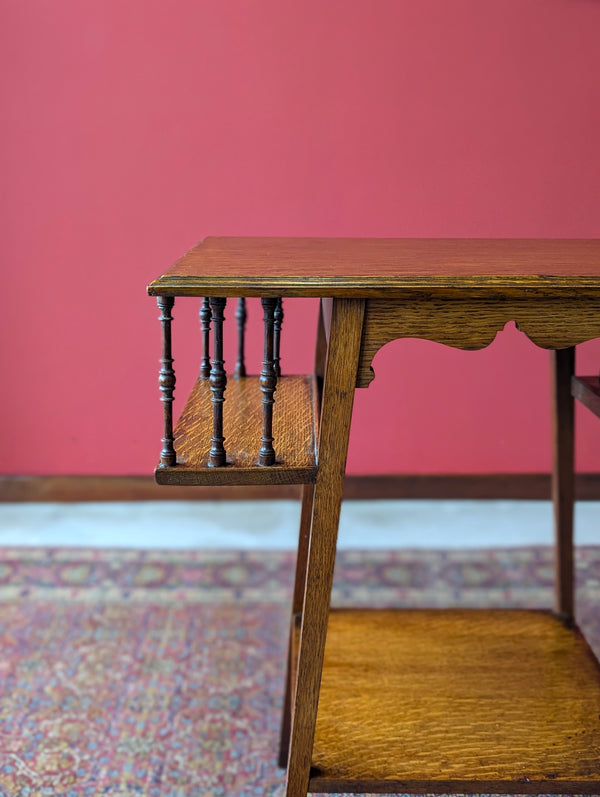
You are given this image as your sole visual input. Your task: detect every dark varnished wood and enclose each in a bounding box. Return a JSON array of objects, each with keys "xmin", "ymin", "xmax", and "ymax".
[
  {"xmin": 259, "ymin": 298, "xmax": 278, "ymax": 466},
  {"xmin": 552, "ymin": 348, "xmax": 575, "ymax": 621},
  {"xmin": 234, "ymin": 297, "xmax": 247, "ymax": 378},
  {"xmin": 274, "ymin": 297, "xmax": 284, "ymax": 378},
  {"xmin": 357, "ymin": 296, "xmax": 600, "ymax": 387},
  {"xmin": 147, "ymin": 237, "xmax": 600, "ymax": 298},
  {"xmin": 572, "ymin": 375, "xmax": 600, "ymax": 419},
  {"xmin": 306, "ymin": 609, "xmax": 600, "ymax": 795},
  {"xmin": 157, "ymin": 296, "xmax": 176, "ymax": 467},
  {"xmin": 199, "ymin": 297, "xmax": 211, "ymax": 378},
  {"xmin": 208, "ymin": 297, "xmax": 227, "ymax": 467},
  {"xmin": 155, "ymin": 375, "xmax": 317, "ymax": 486}
]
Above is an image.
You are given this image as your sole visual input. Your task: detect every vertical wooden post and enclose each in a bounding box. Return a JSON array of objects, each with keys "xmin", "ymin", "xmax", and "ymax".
[
  {"xmin": 274, "ymin": 297, "xmax": 284, "ymax": 377},
  {"xmin": 259, "ymin": 297, "xmax": 278, "ymax": 466},
  {"xmin": 551, "ymin": 346, "xmax": 575, "ymax": 623},
  {"xmin": 234, "ymin": 297, "xmax": 247, "ymax": 378},
  {"xmin": 199, "ymin": 297, "xmax": 211, "ymax": 378},
  {"xmin": 208, "ymin": 297, "xmax": 227, "ymax": 467},
  {"xmin": 157, "ymin": 296, "xmax": 177, "ymax": 467},
  {"xmin": 285, "ymin": 298, "xmax": 365, "ymax": 797}
]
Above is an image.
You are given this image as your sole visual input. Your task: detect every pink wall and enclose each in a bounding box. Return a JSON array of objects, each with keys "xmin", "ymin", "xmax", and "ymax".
[{"xmin": 2, "ymin": 0, "xmax": 600, "ymax": 476}]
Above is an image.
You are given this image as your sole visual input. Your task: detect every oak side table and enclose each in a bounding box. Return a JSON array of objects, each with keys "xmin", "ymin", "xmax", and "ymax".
[{"xmin": 148, "ymin": 238, "xmax": 600, "ymax": 796}]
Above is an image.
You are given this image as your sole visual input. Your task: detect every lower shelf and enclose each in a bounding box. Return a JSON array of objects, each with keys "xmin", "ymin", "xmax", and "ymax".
[
  {"xmin": 298, "ymin": 608, "xmax": 600, "ymax": 795},
  {"xmin": 155, "ymin": 374, "xmax": 317, "ymax": 486}
]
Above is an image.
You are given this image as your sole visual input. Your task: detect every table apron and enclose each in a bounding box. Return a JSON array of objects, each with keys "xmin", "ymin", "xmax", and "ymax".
[{"xmin": 357, "ymin": 296, "xmax": 600, "ymax": 388}]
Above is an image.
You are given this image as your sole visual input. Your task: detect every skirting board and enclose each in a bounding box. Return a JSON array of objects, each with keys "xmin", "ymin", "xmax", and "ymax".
[{"xmin": 1, "ymin": 474, "xmax": 600, "ymax": 502}]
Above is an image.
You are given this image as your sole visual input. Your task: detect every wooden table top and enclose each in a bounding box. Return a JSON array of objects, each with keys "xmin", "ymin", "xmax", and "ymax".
[{"xmin": 147, "ymin": 237, "xmax": 600, "ymax": 298}]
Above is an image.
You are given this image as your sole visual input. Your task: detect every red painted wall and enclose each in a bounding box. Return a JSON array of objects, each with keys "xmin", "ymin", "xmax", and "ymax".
[{"xmin": 2, "ymin": 0, "xmax": 600, "ymax": 476}]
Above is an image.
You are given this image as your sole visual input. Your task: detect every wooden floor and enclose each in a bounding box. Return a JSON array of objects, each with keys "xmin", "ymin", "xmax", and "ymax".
[{"xmin": 301, "ymin": 609, "xmax": 600, "ymax": 794}]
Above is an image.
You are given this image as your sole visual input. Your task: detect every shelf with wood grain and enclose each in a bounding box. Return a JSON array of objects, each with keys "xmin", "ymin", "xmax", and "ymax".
[
  {"xmin": 291, "ymin": 608, "xmax": 600, "ymax": 795},
  {"xmin": 572, "ymin": 375, "xmax": 600, "ymax": 420},
  {"xmin": 155, "ymin": 374, "xmax": 318, "ymax": 486}
]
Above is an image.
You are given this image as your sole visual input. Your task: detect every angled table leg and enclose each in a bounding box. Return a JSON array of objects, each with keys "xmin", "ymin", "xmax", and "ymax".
[
  {"xmin": 551, "ymin": 347, "xmax": 575, "ymax": 622},
  {"xmin": 279, "ymin": 300, "xmax": 328, "ymax": 769},
  {"xmin": 285, "ymin": 298, "xmax": 365, "ymax": 797},
  {"xmin": 278, "ymin": 482, "xmax": 315, "ymax": 769}
]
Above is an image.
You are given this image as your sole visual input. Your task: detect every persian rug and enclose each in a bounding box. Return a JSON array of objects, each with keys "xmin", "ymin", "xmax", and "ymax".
[{"xmin": 0, "ymin": 546, "xmax": 598, "ymax": 797}]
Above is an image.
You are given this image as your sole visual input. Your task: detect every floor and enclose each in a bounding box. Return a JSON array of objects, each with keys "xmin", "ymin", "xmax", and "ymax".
[{"xmin": 0, "ymin": 499, "xmax": 598, "ymax": 549}]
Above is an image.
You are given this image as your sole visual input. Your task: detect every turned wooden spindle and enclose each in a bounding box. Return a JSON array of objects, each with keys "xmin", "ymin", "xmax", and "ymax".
[
  {"xmin": 273, "ymin": 297, "xmax": 283, "ymax": 377},
  {"xmin": 208, "ymin": 297, "xmax": 227, "ymax": 467},
  {"xmin": 259, "ymin": 297, "xmax": 278, "ymax": 466},
  {"xmin": 157, "ymin": 296, "xmax": 177, "ymax": 467},
  {"xmin": 199, "ymin": 297, "xmax": 211, "ymax": 378},
  {"xmin": 234, "ymin": 297, "xmax": 247, "ymax": 377}
]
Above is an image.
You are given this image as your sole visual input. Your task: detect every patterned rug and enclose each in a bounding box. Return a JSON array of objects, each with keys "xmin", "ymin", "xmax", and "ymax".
[{"xmin": 0, "ymin": 546, "xmax": 598, "ymax": 797}]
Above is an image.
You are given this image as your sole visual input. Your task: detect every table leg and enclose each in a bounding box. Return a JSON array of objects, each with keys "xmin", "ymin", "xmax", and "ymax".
[
  {"xmin": 285, "ymin": 298, "xmax": 365, "ymax": 797},
  {"xmin": 278, "ymin": 483, "xmax": 315, "ymax": 769},
  {"xmin": 551, "ymin": 347, "xmax": 575, "ymax": 622},
  {"xmin": 279, "ymin": 302, "xmax": 329, "ymax": 769}
]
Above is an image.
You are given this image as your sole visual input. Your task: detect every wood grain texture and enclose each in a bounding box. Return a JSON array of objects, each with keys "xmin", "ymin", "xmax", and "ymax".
[
  {"xmin": 552, "ymin": 348, "xmax": 575, "ymax": 621},
  {"xmin": 155, "ymin": 375, "xmax": 317, "ymax": 486},
  {"xmin": 573, "ymin": 375, "xmax": 600, "ymax": 419},
  {"xmin": 286, "ymin": 298, "xmax": 366, "ymax": 797},
  {"xmin": 358, "ymin": 297, "xmax": 600, "ymax": 386},
  {"xmin": 147, "ymin": 238, "xmax": 600, "ymax": 298},
  {"xmin": 306, "ymin": 609, "xmax": 600, "ymax": 795}
]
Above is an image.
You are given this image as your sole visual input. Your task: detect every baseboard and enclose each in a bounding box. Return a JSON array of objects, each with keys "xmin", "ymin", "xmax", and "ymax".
[{"xmin": 1, "ymin": 474, "xmax": 600, "ymax": 502}]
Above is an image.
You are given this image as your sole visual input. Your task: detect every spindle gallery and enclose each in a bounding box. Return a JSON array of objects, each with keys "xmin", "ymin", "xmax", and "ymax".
[
  {"xmin": 148, "ymin": 237, "xmax": 600, "ymax": 796},
  {"xmin": 154, "ymin": 291, "xmax": 309, "ymax": 484}
]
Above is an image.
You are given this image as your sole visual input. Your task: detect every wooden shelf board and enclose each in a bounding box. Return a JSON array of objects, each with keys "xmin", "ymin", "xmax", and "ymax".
[
  {"xmin": 572, "ymin": 375, "xmax": 600, "ymax": 420},
  {"xmin": 298, "ymin": 608, "xmax": 600, "ymax": 795},
  {"xmin": 155, "ymin": 374, "xmax": 317, "ymax": 486}
]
